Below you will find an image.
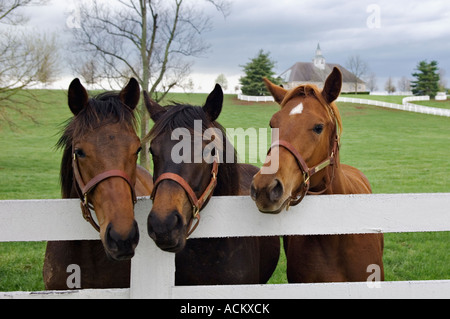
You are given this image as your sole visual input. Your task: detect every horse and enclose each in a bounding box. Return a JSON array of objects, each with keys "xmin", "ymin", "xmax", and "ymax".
[
  {"xmin": 43, "ymin": 78, "xmax": 154, "ymax": 290},
  {"xmin": 251, "ymin": 67, "xmax": 384, "ymax": 283},
  {"xmin": 143, "ymin": 85, "xmax": 280, "ymax": 285}
]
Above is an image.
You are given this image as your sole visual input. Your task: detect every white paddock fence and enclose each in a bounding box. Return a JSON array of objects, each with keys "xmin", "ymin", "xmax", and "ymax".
[
  {"xmin": 237, "ymin": 94, "xmax": 450, "ymax": 117},
  {"xmin": 337, "ymin": 96, "xmax": 450, "ymax": 117},
  {"xmin": 1, "ymin": 194, "xmax": 450, "ymax": 299},
  {"xmin": 238, "ymin": 94, "xmax": 275, "ymax": 103}
]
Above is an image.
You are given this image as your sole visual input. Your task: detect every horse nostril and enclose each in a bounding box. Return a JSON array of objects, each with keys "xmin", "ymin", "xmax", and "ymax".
[
  {"xmin": 269, "ymin": 179, "xmax": 284, "ymax": 202},
  {"xmin": 106, "ymin": 222, "xmax": 139, "ymax": 259},
  {"xmin": 106, "ymin": 223, "xmax": 119, "ymax": 251},
  {"xmin": 148, "ymin": 210, "xmax": 184, "ymax": 238},
  {"xmin": 167, "ymin": 211, "xmax": 183, "ymax": 231},
  {"xmin": 250, "ymin": 182, "xmax": 258, "ymax": 201}
]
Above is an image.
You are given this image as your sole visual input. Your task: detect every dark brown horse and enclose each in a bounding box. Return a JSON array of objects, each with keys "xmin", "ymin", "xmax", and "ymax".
[
  {"xmin": 251, "ymin": 68, "xmax": 384, "ymax": 283},
  {"xmin": 44, "ymin": 79, "xmax": 154, "ymax": 290},
  {"xmin": 143, "ymin": 85, "xmax": 280, "ymax": 285}
]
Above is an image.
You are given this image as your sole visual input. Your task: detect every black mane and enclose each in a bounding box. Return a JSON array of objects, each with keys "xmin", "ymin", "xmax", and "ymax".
[
  {"xmin": 147, "ymin": 103, "xmax": 240, "ymax": 196},
  {"xmin": 58, "ymin": 92, "xmax": 137, "ymax": 199}
]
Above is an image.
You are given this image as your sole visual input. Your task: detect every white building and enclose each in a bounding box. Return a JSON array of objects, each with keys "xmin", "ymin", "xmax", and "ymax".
[{"xmin": 280, "ymin": 44, "xmax": 366, "ymax": 93}]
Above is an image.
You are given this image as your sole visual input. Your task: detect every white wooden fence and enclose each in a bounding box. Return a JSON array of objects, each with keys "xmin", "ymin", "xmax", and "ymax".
[
  {"xmin": 238, "ymin": 94, "xmax": 275, "ymax": 103},
  {"xmin": 1, "ymin": 194, "xmax": 450, "ymax": 299},
  {"xmin": 237, "ymin": 94, "xmax": 450, "ymax": 117},
  {"xmin": 337, "ymin": 96, "xmax": 450, "ymax": 117}
]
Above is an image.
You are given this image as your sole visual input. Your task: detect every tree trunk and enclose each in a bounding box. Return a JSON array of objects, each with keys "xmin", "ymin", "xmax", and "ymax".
[{"xmin": 139, "ymin": 0, "xmax": 151, "ymax": 170}]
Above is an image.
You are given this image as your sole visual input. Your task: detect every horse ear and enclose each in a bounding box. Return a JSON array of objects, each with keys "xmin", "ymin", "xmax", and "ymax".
[
  {"xmin": 322, "ymin": 67, "xmax": 342, "ymax": 104},
  {"xmin": 143, "ymin": 91, "xmax": 166, "ymax": 123},
  {"xmin": 119, "ymin": 78, "xmax": 141, "ymax": 110},
  {"xmin": 68, "ymin": 78, "xmax": 89, "ymax": 116},
  {"xmin": 203, "ymin": 84, "xmax": 224, "ymax": 122},
  {"xmin": 263, "ymin": 78, "xmax": 287, "ymax": 105}
]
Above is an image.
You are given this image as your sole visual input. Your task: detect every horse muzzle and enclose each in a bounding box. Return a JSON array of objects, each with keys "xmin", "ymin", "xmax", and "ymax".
[
  {"xmin": 147, "ymin": 209, "xmax": 187, "ymax": 253},
  {"xmin": 103, "ymin": 221, "xmax": 140, "ymax": 261},
  {"xmin": 251, "ymin": 176, "xmax": 290, "ymax": 215}
]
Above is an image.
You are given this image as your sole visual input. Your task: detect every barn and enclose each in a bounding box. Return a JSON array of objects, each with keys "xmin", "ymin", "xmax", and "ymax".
[{"xmin": 279, "ymin": 44, "xmax": 366, "ymax": 93}]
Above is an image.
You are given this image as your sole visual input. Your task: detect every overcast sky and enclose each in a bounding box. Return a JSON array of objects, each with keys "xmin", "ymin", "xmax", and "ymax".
[{"xmin": 21, "ymin": 0, "xmax": 450, "ymax": 92}]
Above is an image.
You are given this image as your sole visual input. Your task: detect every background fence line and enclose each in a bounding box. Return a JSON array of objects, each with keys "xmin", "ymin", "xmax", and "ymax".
[
  {"xmin": 337, "ymin": 96, "xmax": 450, "ymax": 117},
  {"xmin": 237, "ymin": 94, "xmax": 450, "ymax": 117}
]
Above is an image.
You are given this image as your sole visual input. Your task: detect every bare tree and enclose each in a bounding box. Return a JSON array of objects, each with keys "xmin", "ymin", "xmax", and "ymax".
[
  {"xmin": 215, "ymin": 74, "xmax": 228, "ymax": 91},
  {"xmin": 0, "ymin": 0, "xmax": 59, "ymax": 129},
  {"xmin": 398, "ymin": 76, "xmax": 411, "ymax": 93},
  {"xmin": 385, "ymin": 77, "xmax": 396, "ymax": 94},
  {"xmin": 366, "ymin": 72, "xmax": 378, "ymax": 92},
  {"xmin": 0, "ymin": 0, "xmax": 49, "ymax": 25},
  {"xmin": 346, "ymin": 55, "xmax": 368, "ymax": 94},
  {"xmin": 71, "ymin": 0, "xmax": 230, "ymax": 168}
]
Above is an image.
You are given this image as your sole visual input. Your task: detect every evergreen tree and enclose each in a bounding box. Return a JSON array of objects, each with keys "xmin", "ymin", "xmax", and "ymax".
[
  {"xmin": 240, "ymin": 50, "xmax": 281, "ymax": 96},
  {"xmin": 411, "ymin": 60, "xmax": 440, "ymax": 98}
]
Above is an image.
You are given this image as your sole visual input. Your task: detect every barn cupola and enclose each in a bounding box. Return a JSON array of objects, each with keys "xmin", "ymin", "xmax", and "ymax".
[{"xmin": 313, "ymin": 43, "xmax": 326, "ymax": 70}]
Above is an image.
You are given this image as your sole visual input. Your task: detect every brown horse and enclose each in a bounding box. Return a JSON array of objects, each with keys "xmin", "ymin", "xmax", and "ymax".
[
  {"xmin": 143, "ymin": 85, "xmax": 280, "ymax": 285},
  {"xmin": 44, "ymin": 78, "xmax": 154, "ymax": 290},
  {"xmin": 251, "ymin": 68, "xmax": 384, "ymax": 283}
]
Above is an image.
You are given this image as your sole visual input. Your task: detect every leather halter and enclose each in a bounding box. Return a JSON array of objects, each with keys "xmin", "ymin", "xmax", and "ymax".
[
  {"xmin": 151, "ymin": 158, "xmax": 219, "ymax": 239},
  {"xmin": 269, "ymin": 134, "xmax": 340, "ymax": 209},
  {"xmin": 72, "ymin": 152, "xmax": 137, "ymax": 232}
]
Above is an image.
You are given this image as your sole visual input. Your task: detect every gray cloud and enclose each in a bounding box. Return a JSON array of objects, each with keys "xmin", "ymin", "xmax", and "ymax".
[{"xmin": 20, "ymin": 0, "xmax": 450, "ymax": 87}]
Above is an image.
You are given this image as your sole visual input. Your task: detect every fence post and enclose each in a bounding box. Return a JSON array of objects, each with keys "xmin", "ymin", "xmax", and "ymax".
[
  {"xmin": 130, "ymin": 201, "xmax": 176, "ymax": 299},
  {"xmin": 130, "ymin": 233, "xmax": 176, "ymax": 299}
]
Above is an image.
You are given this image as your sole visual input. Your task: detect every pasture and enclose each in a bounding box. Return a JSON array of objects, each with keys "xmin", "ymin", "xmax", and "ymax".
[{"xmin": 0, "ymin": 90, "xmax": 449, "ymax": 291}]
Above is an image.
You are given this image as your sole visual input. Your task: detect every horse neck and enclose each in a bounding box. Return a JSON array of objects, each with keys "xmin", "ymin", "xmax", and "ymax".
[
  {"xmin": 214, "ymin": 162, "xmax": 240, "ymax": 196},
  {"xmin": 214, "ymin": 137, "xmax": 241, "ymax": 196},
  {"xmin": 325, "ymin": 153, "xmax": 372, "ymax": 195},
  {"xmin": 310, "ymin": 151, "xmax": 342, "ymax": 194}
]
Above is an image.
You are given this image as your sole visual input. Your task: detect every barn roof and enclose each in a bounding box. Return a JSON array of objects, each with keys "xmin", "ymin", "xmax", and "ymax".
[{"xmin": 280, "ymin": 62, "xmax": 365, "ymax": 84}]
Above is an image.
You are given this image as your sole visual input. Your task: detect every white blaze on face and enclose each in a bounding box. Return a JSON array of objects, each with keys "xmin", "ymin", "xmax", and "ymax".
[{"xmin": 289, "ymin": 103, "xmax": 304, "ymax": 116}]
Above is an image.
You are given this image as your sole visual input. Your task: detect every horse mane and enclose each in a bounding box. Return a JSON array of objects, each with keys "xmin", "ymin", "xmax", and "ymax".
[
  {"xmin": 281, "ymin": 84, "xmax": 343, "ymax": 140},
  {"xmin": 145, "ymin": 103, "xmax": 240, "ymax": 196},
  {"xmin": 57, "ymin": 92, "xmax": 137, "ymax": 199}
]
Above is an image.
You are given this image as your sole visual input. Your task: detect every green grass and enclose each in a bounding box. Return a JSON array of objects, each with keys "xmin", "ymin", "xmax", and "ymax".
[
  {"xmin": 412, "ymin": 99, "xmax": 450, "ymax": 110},
  {"xmin": 342, "ymin": 94, "xmax": 408, "ymax": 105},
  {"xmin": 0, "ymin": 90, "xmax": 449, "ymax": 291}
]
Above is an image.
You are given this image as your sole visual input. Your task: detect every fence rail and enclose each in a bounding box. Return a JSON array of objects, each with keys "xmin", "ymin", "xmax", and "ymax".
[
  {"xmin": 237, "ymin": 94, "xmax": 275, "ymax": 103},
  {"xmin": 237, "ymin": 94, "xmax": 450, "ymax": 117},
  {"xmin": 1, "ymin": 194, "xmax": 450, "ymax": 299},
  {"xmin": 337, "ymin": 96, "xmax": 450, "ymax": 117}
]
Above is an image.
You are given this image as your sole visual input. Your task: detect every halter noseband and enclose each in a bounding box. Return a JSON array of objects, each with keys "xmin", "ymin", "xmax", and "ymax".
[
  {"xmin": 269, "ymin": 132, "xmax": 340, "ymax": 210},
  {"xmin": 151, "ymin": 158, "xmax": 219, "ymax": 239},
  {"xmin": 72, "ymin": 151, "xmax": 137, "ymax": 232}
]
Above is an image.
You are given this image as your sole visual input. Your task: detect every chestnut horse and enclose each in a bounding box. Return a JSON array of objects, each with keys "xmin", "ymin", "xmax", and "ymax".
[
  {"xmin": 143, "ymin": 85, "xmax": 280, "ymax": 285},
  {"xmin": 251, "ymin": 68, "xmax": 384, "ymax": 283},
  {"xmin": 44, "ymin": 78, "xmax": 154, "ymax": 290}
]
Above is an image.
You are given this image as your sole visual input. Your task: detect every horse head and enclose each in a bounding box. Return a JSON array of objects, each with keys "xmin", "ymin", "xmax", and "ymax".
[
  {"xmin": 251, "ymin": 67, "xmax": 343, "ymax": 214},
  {"xmin": 65, "ymin": 78, "xmax": 142, "ymax": 260},
  {"xmin": 143, "ymin": 85, "xmax": 224, "ymax": 253}
]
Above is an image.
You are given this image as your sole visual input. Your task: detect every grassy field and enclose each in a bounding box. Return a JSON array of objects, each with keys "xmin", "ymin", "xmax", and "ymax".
[{"xmin": 0, "ymin": 90, "xmax": 449, "ymax": 291}]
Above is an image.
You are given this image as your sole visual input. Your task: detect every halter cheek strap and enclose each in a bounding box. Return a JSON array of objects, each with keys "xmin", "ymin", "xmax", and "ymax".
[
  {"xmin": 73, "ymin": 152, "xmax": 137, "ymax": 232},
  {"xmin": 269, "ymin": 135, "xmax": 340, "ymax": 209},
  {"xmin": 151, "ymin": 159, "xmax": 219, "ymax": 239}
]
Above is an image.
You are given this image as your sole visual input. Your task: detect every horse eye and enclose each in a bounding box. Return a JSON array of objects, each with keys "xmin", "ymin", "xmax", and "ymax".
[
  {"xmin": 75, "ymin": 149, "xmax": 86, "ymax": 158},
  {"xmin": 313, "ymin": 124, "xmax": 324, "ymax": 135}
]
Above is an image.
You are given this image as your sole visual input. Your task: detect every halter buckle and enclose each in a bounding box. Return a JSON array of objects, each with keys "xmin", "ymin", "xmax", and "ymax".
[{"xmin": 193, "ymin": 206, "xmax": 200, "ymax": 220}]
